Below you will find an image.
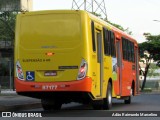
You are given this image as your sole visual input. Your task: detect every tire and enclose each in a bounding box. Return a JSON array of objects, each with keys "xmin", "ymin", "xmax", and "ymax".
[
  {"xmin": 124, "ymin": 96, "xmax": 131, "ymax": 104},
  {"xmin": 103, "ymin": 82, "xmax": 112, "ymax": 110},
  {"xmin": 124, "ymin": 87, "xmax": 133, "ymax": 104},
  {"xmin": 92, "ymin": 100, "xmax": 103, "ymax": 110},
  {"xmin": 41, "ymin": 99, "xmax": 62, "ymax": 111}
]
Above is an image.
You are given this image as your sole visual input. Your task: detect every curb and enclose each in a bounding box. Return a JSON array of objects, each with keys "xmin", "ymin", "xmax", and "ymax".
[
  {"xmin": 0, "ymin": 90, "xmax": 42, "ymax": 111},
  {"xmin": 140, "ymin": 92, "xmax": 160, "ymax": 95}
]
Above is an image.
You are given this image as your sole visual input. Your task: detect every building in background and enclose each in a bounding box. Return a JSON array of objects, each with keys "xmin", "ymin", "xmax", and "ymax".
[
  {"xmin": 0, "ymin": 0, "xmax": 32, "ymax": 90},
  {"xmin": 0, "ymin": 0, "xmax": 33, "ymax": 12},
  {"xmin": 21, "ymin": 0, "xmax": 33, "ymax": 11}
]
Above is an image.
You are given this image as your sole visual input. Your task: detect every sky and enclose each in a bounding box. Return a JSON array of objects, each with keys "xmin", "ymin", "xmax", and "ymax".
[{"xmin": 32, "ymin": 0, "xmax": 160, "ymax": 43}]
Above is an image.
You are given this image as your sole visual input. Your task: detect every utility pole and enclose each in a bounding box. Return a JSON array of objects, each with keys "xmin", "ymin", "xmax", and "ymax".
[{"xmin": 72, "ymin": 0, "xmax": 107, "ymax": 20}]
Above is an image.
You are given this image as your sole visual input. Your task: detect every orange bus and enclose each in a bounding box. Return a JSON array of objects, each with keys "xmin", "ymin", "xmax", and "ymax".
[{"xmin": 14, "ymin": 10, "xmax": 139, "ymax": 110}]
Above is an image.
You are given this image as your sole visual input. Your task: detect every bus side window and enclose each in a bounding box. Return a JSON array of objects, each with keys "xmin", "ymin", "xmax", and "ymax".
[
  {"xmin": 129, "ymin": 41, "xmax": 132, "ymax": 62},
  {"xmin": 91, "ymin": 21, "xmax": 96, "ymax": 52},
  {"xmin": 122, "ymin": 37, "xmax": 126, "ymax": 60},
  {"xmin": 110, "ymin": 31, "xmax": 116, "ymax": 57},
  {"xmin": 126, "ymin": 39, "xmax": 129, "ymax": 61},
  {"xmin": 132, "ymin": 43, "xmax": 135, "ymax": 62},
  {"xmin": 122, "ymin": 37, "xmax": 135, "ymax": 63},
  {"xmin": 103, "ymin": 28, "xmax": 112, "ymax": 56},
  {"xmin": 103, "ymin": 27, "xmax": 107, "ymax": 55},
  {"xmin": 103, "ymin": 28, "xmax": 116, "ymax": 57}
]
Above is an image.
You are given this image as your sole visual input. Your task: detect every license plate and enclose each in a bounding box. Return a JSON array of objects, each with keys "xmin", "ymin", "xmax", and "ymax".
[
  {"xmin": 42, "ymin": 85, "xmax": 58, "ymax": 90},
  {"xmin": 44, "ymin": 71, "xmax": 57, "ymax": 76}
]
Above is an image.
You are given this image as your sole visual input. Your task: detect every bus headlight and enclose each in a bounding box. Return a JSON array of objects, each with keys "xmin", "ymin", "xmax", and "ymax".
[
  {"xmin": 16, "ymin": 61, "xmax": 25, "ymax": 80},
  {"xmin": 77, "ymin": 59, "xmax": 88, "ymax": 80}
]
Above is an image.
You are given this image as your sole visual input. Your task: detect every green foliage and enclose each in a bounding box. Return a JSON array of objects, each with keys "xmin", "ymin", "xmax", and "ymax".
[
  {"xmin": 91, "ymin": 12, "xmax": 132, "ymax": 35},
  {"xmin": 91, "ymin": 12, "xmax": 102, "ymax": 17},
  {"xmin": 141, "ymin": 88, "xmax": 152, "ymax": 92},
  {"xmin": 148, "ymin": 63, "xmax": 160, "ymax": 77},
  {"xmin": 139, "ymin": 33, "xmax": 160, "ymax": 90},
  {"xmin": 0, "ymin": 11, "xmax": 17, "ymax": 44},
  {"xmin": 106, "ymin": 20, "xmax": 132, "ymax": 35},
  {"xmin": 139, "ymin": 34, "xmax": 160, "ymax": 63}
]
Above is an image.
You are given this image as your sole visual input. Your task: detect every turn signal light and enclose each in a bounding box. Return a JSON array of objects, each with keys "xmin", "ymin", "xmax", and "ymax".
[
  {"xmin": 77, "ymin": 59, "xmax": 88, "ymax": 80},
  {"xmin": 16, "ymin": 61, "xmax": 24, "ymax": 80}
]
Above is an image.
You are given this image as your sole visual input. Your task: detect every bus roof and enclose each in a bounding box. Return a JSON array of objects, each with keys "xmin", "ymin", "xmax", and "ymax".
[
  {"xmin": 19, "ymin": 10, "xmax": 138, "ymax": 45},
  {"xmin": 87, "ymin": 12, "xmax": 138, "ymax": 45}
]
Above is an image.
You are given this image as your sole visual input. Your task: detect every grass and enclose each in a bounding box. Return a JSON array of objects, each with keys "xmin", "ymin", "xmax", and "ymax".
[{"xmin": 141, "ymin": 88, "xmax": 152, "ymax": 92}]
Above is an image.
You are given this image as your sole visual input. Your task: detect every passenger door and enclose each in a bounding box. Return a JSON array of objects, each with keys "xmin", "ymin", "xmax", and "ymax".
[
  {"xmin": 95, "ymin": 29, "xmax": 103, "ymax": 97},
  {"xmin": 116, "ymin": 40, "xmax": 122, "ymax": 96}
]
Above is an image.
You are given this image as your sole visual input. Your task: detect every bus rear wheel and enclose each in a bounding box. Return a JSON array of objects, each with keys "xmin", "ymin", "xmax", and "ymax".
[
  {"xmin": 103, "ymin": 82, "xmax": 112, "ymax": 110},
  {"xmin": 41, "ymin": 99, "xmax": 62, "ymax": 111},
  {"xmin": 124, "ymin": 87, "xmax": 133, "ymax": 104},
  {"xmin": 124, "ymin": 96, "xmax": 131, "ymax": 104}
]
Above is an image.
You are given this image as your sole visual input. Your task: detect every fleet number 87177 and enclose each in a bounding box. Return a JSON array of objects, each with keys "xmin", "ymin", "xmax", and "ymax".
[{"xmin": 42, "ymin": 85, "xmax": 57, "ymax": 90}]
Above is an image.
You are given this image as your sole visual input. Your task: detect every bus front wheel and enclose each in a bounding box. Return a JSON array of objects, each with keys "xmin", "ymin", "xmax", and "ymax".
[{"xmin": 103, "ymin": 82, "xmax": 112, "ymax": 110}]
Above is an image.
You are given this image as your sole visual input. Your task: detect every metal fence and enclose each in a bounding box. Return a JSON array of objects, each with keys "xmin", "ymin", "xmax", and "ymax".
[
  {"xmin": 0, "ymin": 55, "xmax": 159, "ymax": 92},
  {"xmin": 0, "ymin": 57, "xmax": 14, "ymax": 90},
  {"xmin": 140, "ymin": 78, "xmax": 160, "ymax": 92}
]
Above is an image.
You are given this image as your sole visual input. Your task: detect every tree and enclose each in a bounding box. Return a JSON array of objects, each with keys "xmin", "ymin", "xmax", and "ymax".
[
  {"xmin": 0, "ymin": 11, "xmax": 17, "ymax": 47},
  {"xmin": 91, "ymin": 12, "xmax": 132, "ymax": 35},
  {"xmin": 106, "ymin": 20, "xmax": 132, "ymax": 35},
  {"xmin": 139, "ymin": 33, "xmax": 160, "ymax": 90},
  {"xmin": 147, "ymin": 63, "xmax": 159, "ymax": 77}
]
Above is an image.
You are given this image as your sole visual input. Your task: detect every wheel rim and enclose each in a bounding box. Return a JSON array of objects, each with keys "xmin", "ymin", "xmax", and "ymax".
[
  {"xmin": 108, "ymin": 85, "xmax": 112, "ymax": 104},
  {"xmin": 103, "ymin": 83, "xmax": 112, "ymax": 109}
]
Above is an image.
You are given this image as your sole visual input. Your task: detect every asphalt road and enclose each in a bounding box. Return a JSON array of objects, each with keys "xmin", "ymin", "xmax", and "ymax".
[
  {"xmin": 2, "ymin": 93, "xmax": 160, "ymax": 120},
  {"xmin": 22, "ymin": 93, "xmax": 160, "ymax": 116}
]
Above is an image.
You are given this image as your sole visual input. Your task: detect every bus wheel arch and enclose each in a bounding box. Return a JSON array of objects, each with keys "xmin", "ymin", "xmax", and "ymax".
[
  {"xmin": 124, "ymin": 80, "xmax": 135, "ymax": 104},
  {"xmin": 131, "ymin": 80, "xmax": 135, "ymax": 96}
]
